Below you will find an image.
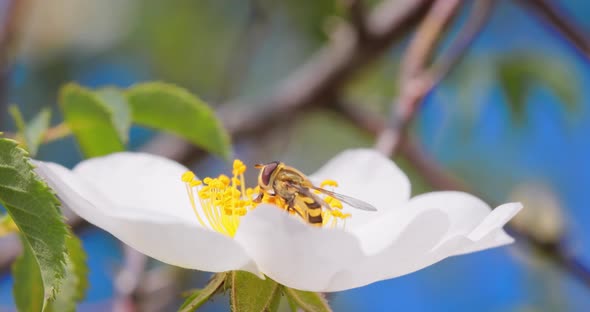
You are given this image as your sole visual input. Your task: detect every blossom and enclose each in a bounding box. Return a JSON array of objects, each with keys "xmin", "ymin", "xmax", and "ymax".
[{"xmin": 34, "ymin": 149, "xmax": 522, "ymax": 292}]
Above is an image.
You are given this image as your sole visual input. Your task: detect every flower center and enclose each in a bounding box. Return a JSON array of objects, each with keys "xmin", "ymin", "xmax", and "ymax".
[{"xmin": 181, "ymin": 160, "xmax": 351, "ymax": 237}]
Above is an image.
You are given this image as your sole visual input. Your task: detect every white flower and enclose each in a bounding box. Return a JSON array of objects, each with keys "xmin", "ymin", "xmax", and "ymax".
[{"xmin": 34, "ymin": 149, "xmax": 522, "ymax": 292}]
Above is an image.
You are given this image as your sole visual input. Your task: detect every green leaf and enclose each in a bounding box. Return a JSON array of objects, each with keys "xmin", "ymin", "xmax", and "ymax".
[
  {"xmin": 0, "ymin": 137, "xmax": 68, "ymax": 309},
  {"xmin": 96, "ymin": 87, "xmax": 132, "ymax": 143},
  {"xmin": 229, "ymin": 271, "xmax": 280, "ymax": 312},
  {"xmin": 12, "ymin": 234, "xmax": 45, "ymax": 312},
  {"xmin": 24, "ymin": 109, "xmax": 52, "ymax": 156},
  {"xmin": 59, "ymin": 83, "xmax": 125, "ymax": 157},
  {"xmin": 283, "ymin": 288, "xmax": 332, "ymax": 312},
  {"xmin": 7, "ymin": 107, "xmax": 52, "ymax": 156},
  {"xmin": 268, "ymin": 285, "xmax": 283, "ymax": 312},
  {"xmin": 496, "ymin": 55, "xmax": 580, "ymax": 123},
  {"xmin": 8, "ymin": 105, "xmax": 26, "ymax": 133},
  {"xmin": 46, "ymin": 234, "xmax": 89, "ymax": 312},
  {"xmin": 179, "ymin": 273, "xmax": 227, "ymax": 312},
  {"xmin": 286, "ymin": 293, "xmax": 299, "ymax": 312},
  {"xmin": 126, "ymin": 82, "xmax": 231, "ymax": 159}
]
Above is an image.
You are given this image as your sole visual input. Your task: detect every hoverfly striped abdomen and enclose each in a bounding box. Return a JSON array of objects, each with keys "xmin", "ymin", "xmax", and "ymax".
[{"xmin": 302, "ymin": 198, "xmax": 323, "ymax": 224}]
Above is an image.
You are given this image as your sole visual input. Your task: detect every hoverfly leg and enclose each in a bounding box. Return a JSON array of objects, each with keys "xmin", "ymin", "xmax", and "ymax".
[
  {"xmin": 286, "ymin": 197, "xmax": 295, "ymax": 213},
  {"xmin": 287, "ymin": 196, "xmax": 305, "ymax": 219},
  {"xmin": 253, "ymin": 192, "xmax": 264, "ymax": 203}
]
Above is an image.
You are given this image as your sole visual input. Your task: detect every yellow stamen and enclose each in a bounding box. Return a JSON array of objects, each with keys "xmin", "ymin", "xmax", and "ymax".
[
  {"xmin": 320, "ymin": 179, "xmax": 339, "ymax": 188},
  {"xmin": 181, "ymin": 162, "xmax": 352, "ymax": 237}
]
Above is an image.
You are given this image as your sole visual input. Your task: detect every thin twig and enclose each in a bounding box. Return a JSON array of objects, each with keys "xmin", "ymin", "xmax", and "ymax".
[
  {"xmin": 375, "ymin": 0, "xmax": 464, "ymax": 156},
  {"xmin": 4, "ymin": 122, "xmax": 71, "ymax": 143},
  {"xmin": 343, "ymin": 0, "xmax": 369, "ymax": 41},
  {"xmin": 429, "ymin": 0, "xmax": 493, "ymax": 83},
  {"xmin": 113, "ymin": 247, "xmax": 148, "ymax": 312},
  {"xmin": 0, "ymin": 0, "xmax": 25, "ymax": 125},
  {"xmin": 374, "ymin": 0, "xmax": 493, "ymax": 156},
  {"xmin": 517, "ymin": 0, "xmax": 590, "ymax": 59}
]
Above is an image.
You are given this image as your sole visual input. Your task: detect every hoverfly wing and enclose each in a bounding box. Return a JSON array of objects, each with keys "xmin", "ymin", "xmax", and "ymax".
[
  {"xmin": 312, "ymin": 187, "xmax": 378, "ymax": 212},
  {"xmin": 290, "ymin": 184, "xmax": 334, "ymax": 211}
]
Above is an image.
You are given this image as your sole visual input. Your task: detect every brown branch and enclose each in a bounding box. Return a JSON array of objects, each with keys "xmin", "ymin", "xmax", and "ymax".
[
  {"xmin": 0, "ymin": 0, "xmax": 26, "ymax": 125},
  {"xmin": 374, "ymin": 0, "xmax": 494, "ymax": 156},
  {"xmin": 343, "ymin": 0, "xmax": 369, "ymax": 41},
  {"xmin": 375, "ymin": 0, "xmax": 464, "ymax": 156},
  {"xmin": 113, "ymin": 247, "xmax": 148, "ymax": 312},
  {"xmin": 142, "ymin": 0, "xmax": 435, "ymax": 165},
  {"xmin": 517, "ymin": 0, "xmax": 590, "ymax": 59},
  {"xmin": 430, "ymin": 0, "xmax": 494, "ymax": 83}
]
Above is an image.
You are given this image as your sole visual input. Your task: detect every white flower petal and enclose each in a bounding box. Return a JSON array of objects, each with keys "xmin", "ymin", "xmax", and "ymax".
[
  {"xmin": 349, "ymin": 191, "xmax": 487, "ymax": 256},
  {"xmin": 458, "ymin": 202, "xmax": 523, "ymax": 254},
  {"xmin": 327, "ymin": 194, "xmax": 521, "ymax": 291},
  {"xmin": 235, "ymin": 191, "xmax": 521, "ymax": 292},
  {"xmin": 398, "ymin": 192, "xmax": 521, "ymax": 267},
  {"xmin": 72, "ymin": 152, "xmax": 196, "ymax": 223},
  {"xmin": 326, "ymin": 209, "xmax": 450, "ymax": 291},
  {"xmin": 406, "ymin": 191, "xmax": 493, "ymax": 240},
  {"xmin": 32, "ymin": 149, "xmax": 522, "ymax": 293},
  {"xmin": 234, "ymin": 204, "xmax": 449, "ymax": 292},
  {"xmin": 35, "ymin": 160, "xmax": 257, "ymax": 274},
  {"xmin": 310, "ymin": 149, "xmax": 411, "ymax": 228}
]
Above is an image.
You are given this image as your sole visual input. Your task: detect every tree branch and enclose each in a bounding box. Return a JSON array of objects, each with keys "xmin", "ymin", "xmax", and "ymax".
[
  {"xmin": 375, "ymin": 0, "xmax": 464, "ymax": 156},
  {"xmin": 343, "ymin": 0, "xmax": 369, "ymax": 41},
  {"xmin": 143, "ymin": 0, "xmax": 435, "ymax": 165},
  {"xmin": 0, "ymin": 0, "xmax": 25, "ymax": 124},
  {"xmin": 517, "ymin": 0, "xmax": 590, "ymax": 59}
]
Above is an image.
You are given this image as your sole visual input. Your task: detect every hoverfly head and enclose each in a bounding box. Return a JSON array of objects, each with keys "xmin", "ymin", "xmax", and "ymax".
[{"xmin": 256, "ymin": 161, "xmax": 281, "ymax": 190}]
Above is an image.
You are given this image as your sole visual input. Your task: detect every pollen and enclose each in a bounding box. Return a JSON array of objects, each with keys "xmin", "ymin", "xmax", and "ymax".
[{"xmin": 181, "ymin": 162, "xmax": 351, "ymax": 237}]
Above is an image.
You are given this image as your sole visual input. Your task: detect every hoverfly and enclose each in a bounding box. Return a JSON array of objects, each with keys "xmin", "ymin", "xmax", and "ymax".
[{"xmin": 254, "ymin": 161, "xmax": 377, "ymax": 225}]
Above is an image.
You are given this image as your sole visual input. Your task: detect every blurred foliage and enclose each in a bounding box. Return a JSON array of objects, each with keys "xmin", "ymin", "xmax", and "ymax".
[
  {"xmin": 59, "ymin": 82, "xmax": 231, "ymax": 159},
  {"xmin": 126, "ymin": 82, "xmax": 231, "ymax": 159},
  {"xmin": 495, "ymin": 54, "xmax": 580, "ymax": 122},
  {"xmin": 345, "ymin": 59, "xmax": 401, "ymax": 115},
  {"xmin": 280, "ymin": 0, "xmax": 339, "ymax": 42},
  {"xmin": 8, "ymin": 107, "xmax": 51, "ymax": 156},
  {"xmin": 281, "ymin": 111, "xmax": 373, "ymax": 170},
  {"xmin": 449, "ymin": 53, "xmax": 581, "ymax": 125},
  {"xmin": 131, "ymin": 0, "xmax": 246, "ymax": 93},
  {"xmin": 60, "ymin": 83, "xmax": 126, "ymax": 157},
  {"xmin": 95, "ymin": 88, "xmax": 132, "ymax": 144}
]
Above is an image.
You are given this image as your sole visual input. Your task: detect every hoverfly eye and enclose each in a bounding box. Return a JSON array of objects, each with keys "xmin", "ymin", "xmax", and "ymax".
[{"xmin": 261, "ymin": 162, "xmax": 279, "ymax": 186}]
